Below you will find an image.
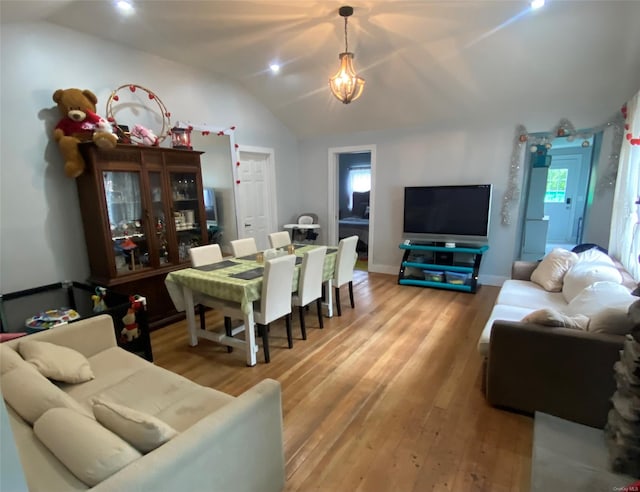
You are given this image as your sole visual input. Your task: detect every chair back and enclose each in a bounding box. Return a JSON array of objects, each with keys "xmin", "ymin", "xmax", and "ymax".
[
  {"xmin": 295, "ymin": 246, "xmax": 327, "ymax": 306},
  {"xmin": 258, "ymin": 255, "xmax": 296, "ymax": 324},
  {"xmin": 189, "ymin": 244, "xmax": 223, "ymax": 267},
  {"xmin": 297, "ymin": 213, "xmax": 318, "ymax": 224},
  {"xmin": 333, "ymin": 236, "xmax": 358, "ymax": 287},
  {"xmin": 230, "ymin": 238, "xmax": 258, "ymax": 257},
  {"xmin": 268, "ymin": 231, "xmax": 291, "ymax": 249}
]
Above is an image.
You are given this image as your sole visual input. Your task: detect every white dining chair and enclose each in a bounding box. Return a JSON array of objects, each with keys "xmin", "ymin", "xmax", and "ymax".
[
  {"xmin": 332, "ymin": 235, "xmax": 359, "ymax": 316},
  {"xmin": 189, "ymin": 243, "xmax": 233, "ymax": 351},
  {"xmin": 230, "ymin": 237, "xmax": 258, "ymax": 257},
  {"xmin": 292, "ymin": 246, "xmax": 327, "ymax": 339},
  {"xmin": 268, "ymin": 231, "xmax": 291, "ymax": 249},
  {"xmin": 221, "ymin": 254, "xmax": 296, "ymax": 363}
]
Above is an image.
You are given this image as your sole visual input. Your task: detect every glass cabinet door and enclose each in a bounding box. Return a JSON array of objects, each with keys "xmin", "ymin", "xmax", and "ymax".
[
  {"xmin": 149, "ymin": 172, "xmax": 169, "ymax": 266},
  {"xmin": 103, "ymin": 171, "xmax": 150, "ymax": 274},
  {"xmin": 170, "ymin": 172, "xmax": 203, "ymax": 262}
]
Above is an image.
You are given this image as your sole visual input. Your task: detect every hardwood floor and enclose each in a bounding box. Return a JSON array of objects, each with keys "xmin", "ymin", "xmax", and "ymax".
[{"xmin": 151, "ymin": 271, "xmax": 533, "ymax": 492}]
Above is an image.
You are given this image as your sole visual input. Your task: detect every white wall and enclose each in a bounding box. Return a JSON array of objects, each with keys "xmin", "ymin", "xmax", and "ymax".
[{"xmin": 0, "ymin": 21, "xmax": 299, "ymax": 293}]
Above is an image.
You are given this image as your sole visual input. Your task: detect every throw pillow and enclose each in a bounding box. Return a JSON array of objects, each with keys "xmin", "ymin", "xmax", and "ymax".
[
  {"xmin": 1, "ymin": 366, "xmax": 91, "ymax": 424},
  {"xmin": 589, "ymin": 307, "xmax": 636, "ymax": 335},
  {"xmin": 562, "ymin": 262, "xmax": 623, "ymax": 303},
  {"xmin": 566, "ymin": 282, "xmax": 638, "ymax": 322},
  {"xmin": 521, "ymin": 308, "xmax": 589, "ymax": 330},
  {"xmin": 530, "ymin": 248, "xmax": 578, "ymax": 292},
  {"xmin": 34, "ymin": 407, "xmax": 141, "ymax": 487},
  {"xmin": 576, "ymin": 247, "xmax": 615, "ymax": 266},
  {"xmin": 92, "ymin": 398, "xmax": 178, "ymax": 453},
  {"xmin": 19, "ymin": 339, "xmax": 94, "ymax": 383}
]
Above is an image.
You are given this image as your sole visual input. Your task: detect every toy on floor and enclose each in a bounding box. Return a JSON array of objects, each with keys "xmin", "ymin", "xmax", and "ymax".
[{"xmin": 120, "ymin": 295, "xmax": 146, "ymax": 343}]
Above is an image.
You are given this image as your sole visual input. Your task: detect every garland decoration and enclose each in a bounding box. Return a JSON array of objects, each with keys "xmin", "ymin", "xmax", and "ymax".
[
  {"xmin": 501, "ymin": 124, "xmax": 527, "ymax": 225},
  {"xmin": 105, "ymin": 84, "xmax": 171, "ymax": 144},
  {"xmin": 502, "ymin": 114, "xmax": 626, "ymax": 226}
]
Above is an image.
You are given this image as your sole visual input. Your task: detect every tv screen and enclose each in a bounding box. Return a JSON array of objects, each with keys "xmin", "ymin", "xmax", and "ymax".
[
  {"xmin": 403, "ymin": 184, "xmax": 492, "ymax": 240},
  {"xmin": 203, "ymin": 188, "xmax": 218, "ymax": 224}
]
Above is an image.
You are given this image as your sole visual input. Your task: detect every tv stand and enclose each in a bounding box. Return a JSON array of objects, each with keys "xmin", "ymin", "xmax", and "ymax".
[{"xmin": 398, "ymin": 241, "xmax": 488, "ymax": 293}]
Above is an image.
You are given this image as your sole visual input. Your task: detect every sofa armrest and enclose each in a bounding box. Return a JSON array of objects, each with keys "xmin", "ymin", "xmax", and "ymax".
[
  {"xmin": 511, "ymin": 260, "xmax": 539, "ymax": 281},
  {"xmin": 92, "ymin": 378, "xmax": 285, "ymax": 492},
  {"xmin": 486, "ymin": 321, "xmax": 623, "ymax": 428},
  {"xmin": 5, "ymin": 314, "xmax": 117, "ymax": 358}
]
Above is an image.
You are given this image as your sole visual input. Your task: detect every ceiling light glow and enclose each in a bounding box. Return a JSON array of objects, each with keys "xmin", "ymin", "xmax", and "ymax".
[
  {"xmin": 270, "ymin": 64, "xmax": 280, "ymax": 74},
  {"xmin": 531, "ymin": 0, "xmax": 545, "ymax": 10},
  {"xmin": 116, "ymin": 0, "xmax": 135, "ymax": 15}
]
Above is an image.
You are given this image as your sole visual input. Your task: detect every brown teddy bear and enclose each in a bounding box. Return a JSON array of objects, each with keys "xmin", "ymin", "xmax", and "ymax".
[{"xmin": 52, "ymin": 88, "xmax": 118, "ymax": 178}]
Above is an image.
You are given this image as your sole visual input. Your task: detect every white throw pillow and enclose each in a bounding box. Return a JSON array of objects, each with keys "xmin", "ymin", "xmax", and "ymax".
[
  {"xmin": 577, "ymin": 247, "xmax": 615, "ymax": 266},
  {"xmin": 19, "ymin": 339, "xmax": 94, "ymax": 383},
  {"xmin": 34, "ymin": 407, "xmax": 141, "ymax": 487},
  {"xmin": 562, "ymin": 262, "xmax": 623, "ymax": 303},
  {"xmin": 521, "ymin": 308, "xmax": 589, "ymax": 330},
  {"xmin": 589, "ymin": 307, "xmax": 636, "ymax": 335},
  {"xmin": 566, "ymin": 281, "xmax": 633, "ymax": 316},
  {"xmin": 1, "ymin": 366, "xmax": 91, "ymax": 424},
  {"xmin": 93, "ymin": 398, "xmax": 178, "ymax": 453},
  {"xmin": 530, "ymin": 248, "xmax": 578, "ymax": 292}
]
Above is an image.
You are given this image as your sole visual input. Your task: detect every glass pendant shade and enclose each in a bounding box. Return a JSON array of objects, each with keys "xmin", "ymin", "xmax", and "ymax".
[{"xmin": 329, "ymin": 52, "xmax": 365, "ymax": 104}]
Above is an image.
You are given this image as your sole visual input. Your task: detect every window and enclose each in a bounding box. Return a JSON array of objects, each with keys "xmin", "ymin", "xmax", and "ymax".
[
  {"xmin": 544, "ymin": 168, "xmax": 568, "ymax": 203},
  {"xmin": 347, "ymin": 167, "xmax": 370, "ymax": 210}
]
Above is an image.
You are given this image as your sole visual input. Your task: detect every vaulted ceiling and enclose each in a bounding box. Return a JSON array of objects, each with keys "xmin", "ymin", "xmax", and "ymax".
[{"xmin": 3, "ymin": 0, "xmax": 640, "ymax": 138}]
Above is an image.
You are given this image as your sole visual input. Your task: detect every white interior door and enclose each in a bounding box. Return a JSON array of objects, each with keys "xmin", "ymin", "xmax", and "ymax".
[
  {"xmin": 545, "ymin": 155, "xmax": 583, "ymax": 242},
  {"xmin": 236, "ymin": 148, "xmax": 277, "ymax": 251}
]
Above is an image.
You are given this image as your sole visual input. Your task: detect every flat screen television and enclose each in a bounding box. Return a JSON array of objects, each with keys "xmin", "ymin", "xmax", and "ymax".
[{"xmin": 403, "ymin": 184, "xmax": 492, "ymax": 243}]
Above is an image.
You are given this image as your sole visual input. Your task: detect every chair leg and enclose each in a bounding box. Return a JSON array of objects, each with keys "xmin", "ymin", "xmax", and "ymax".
[
  {"xmin": 258, "ymin": 323, "xmax": 270, "ymax": 363},
  {"xmin": 316, "ymin": 298, "xmax": 324, "ymax": 328},
  {"xmin": 298, "ymin": 306, "xmax": 307, "ymax": 340},
  {"xmin": 348, "ymin": 281, "xmax": 355, "ymax": 309},
  {"xmin": 286, "ymin": 313, "xmax": 293, "ymax": 348},
  {"xmin": 335, "ymin": 286, "xmax": 342, "ymax": 316},
  {"xmin": 199, "ymin": 305, "xmax": 206, "ymax": 331},
  {"xmin": 224, "ymin": 316, "xmax": 233, "ymax": 353}
]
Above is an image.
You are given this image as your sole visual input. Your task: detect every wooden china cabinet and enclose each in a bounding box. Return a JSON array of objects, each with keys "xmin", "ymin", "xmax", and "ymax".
[{"xmin": 76, "ymin": 142, "xmax": 207, "ymax": 328}]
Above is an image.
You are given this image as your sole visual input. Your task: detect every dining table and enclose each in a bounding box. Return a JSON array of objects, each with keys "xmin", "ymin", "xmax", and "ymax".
[{"xmin": 165, "ymin": 244, "xmax": 338, "ymax": 366}]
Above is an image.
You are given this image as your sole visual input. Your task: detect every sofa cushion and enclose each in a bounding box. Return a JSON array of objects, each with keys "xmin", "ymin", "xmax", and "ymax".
[
  {"xmin": 19, "ymin": 339, "xmax": 94, "ymax": 384},
  {"xmin": 477, "ymin": 304, "xmax": 536, "ymax": 357},
  {"xmin": 562, "ymin": 262, "xmax": 623, "ymax": 303},
  {"xmin": 34, "ymin": 407, "xmax": 141, "ymax": 487},
  {"xmin": 496, "ymin": 279, "xmax": 568, "ymax": 311},
  {"xmin": 565, "ymin": 281, "xmax": 636, "ymax": 334},
  {"xmin": 93, "ymin": 398, "xmax": 178, "ymax": 453},
  {"xmin": 530, "ymin": 248, "xmax": 578, "ymax": 292},
  {"xmin": 521, "ymin": 308, "xmax": 590, "ymax": 330},
  {"xmin": 2, "ymin": 366, "xmax": 91, "ymax": 424},
  {"xmin": 0, "ymin": 343, "xmax": 36, "ymax": 375}
]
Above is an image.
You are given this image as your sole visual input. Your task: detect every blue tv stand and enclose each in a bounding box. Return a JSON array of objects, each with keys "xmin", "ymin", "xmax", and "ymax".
[{"xmin": 398, "ymin": 241, "xmax": 488, "ymax": 293}]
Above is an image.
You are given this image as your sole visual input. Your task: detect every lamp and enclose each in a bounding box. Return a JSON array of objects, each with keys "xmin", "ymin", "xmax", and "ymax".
[{"xmin": 329, "ymin": 6, "xmax": 365, "ymax": 104}]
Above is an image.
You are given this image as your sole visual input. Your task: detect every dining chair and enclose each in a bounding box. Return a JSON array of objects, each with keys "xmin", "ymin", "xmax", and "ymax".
[
  {"xmin": 332, "ymin": 235, "xmax": 359, "ymax": 316},
  {"xmin": 221, "ymin": 254, "xmax": 296, "ymax": 363},
  {"xmin": 292, "ymin": 246, "xmax": 327, "ymax": 339},
  {"xmin": 230, "ymin": 237, "xmax": 258, "ymax": 257},
  {"xmin": 268, "ymin": 231, "xmax": 291, "ymax": 249},
  {"xmin": 189, "ymin": 243, "xmax": 233, "ymax": 352}
]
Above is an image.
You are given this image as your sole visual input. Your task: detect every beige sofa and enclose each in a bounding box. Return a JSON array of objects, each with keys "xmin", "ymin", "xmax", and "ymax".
[
  {"xmin": 0, "ymin": 314, "xmax": 285, "ymax": 492},
  {"xmin": 477, "ymin": 249, "xmax": 638, "ymax": 428}
]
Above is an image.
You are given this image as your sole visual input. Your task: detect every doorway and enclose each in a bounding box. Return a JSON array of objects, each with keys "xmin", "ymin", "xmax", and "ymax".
[
  {"xmin": 520, "ymin": 137, "xmax": 594, "ymax": 260},
  {"xmin": 236, "ymin": 146, "xmax": 278, "ymax": 251},
  {"xmin": 328, "ymin": 145, "xmax": 377, "ymax": 271}
]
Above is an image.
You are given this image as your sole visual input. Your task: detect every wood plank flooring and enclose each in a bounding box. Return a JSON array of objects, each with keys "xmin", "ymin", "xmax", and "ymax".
[{"xmin": 151, "ymin": 271, "xmax": 533, "ymax": 492}]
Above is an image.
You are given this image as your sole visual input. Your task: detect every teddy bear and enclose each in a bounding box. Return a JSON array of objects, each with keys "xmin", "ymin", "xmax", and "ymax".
[
  {"xmin": 120, "ymin": 307, "xmax": 140, "ymax": 342},
  {"xmin": 52, "ymin": 88, "xmax": 118, "ymax": 178}
]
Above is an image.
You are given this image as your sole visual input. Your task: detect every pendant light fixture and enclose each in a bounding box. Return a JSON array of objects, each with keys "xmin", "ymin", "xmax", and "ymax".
[{"xmin": 329, "ymin": 5, "xmax": 365, "ymax": 104}]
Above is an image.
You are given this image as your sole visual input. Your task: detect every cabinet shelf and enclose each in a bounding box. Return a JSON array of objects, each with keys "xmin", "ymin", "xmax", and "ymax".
[{"xmin": 398, "ymin": 241, "xmax": 488, "ymax": 294}]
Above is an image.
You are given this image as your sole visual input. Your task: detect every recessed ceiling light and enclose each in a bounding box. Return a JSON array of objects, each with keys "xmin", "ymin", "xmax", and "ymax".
[
  {"xmin": 531, "ymin": 0, "xmax": 545, "ymax": 10},
  {"xmin": 269, "ymin": 64, "xmax": 280, "ymax": 74},
  {"xmin": 116, "ymin": 0, "xmax": 135, "ymax": 15}
]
